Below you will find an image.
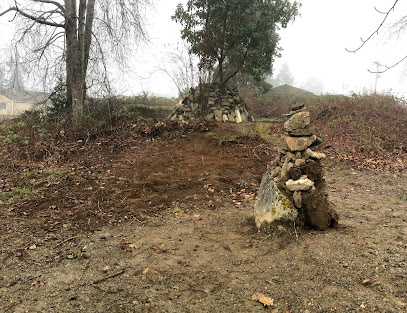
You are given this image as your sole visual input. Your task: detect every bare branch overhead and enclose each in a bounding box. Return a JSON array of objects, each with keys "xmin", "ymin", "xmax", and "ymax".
[
  {"xmin": 0, "ymin": 6, "xmax": 65, "ymax": 28},
  {"xmin": 346, "ymin": 0, "xmax": 399, "ymax": 53},
  {"xmin": 32, "ymin": 0, "xmax": 65, "ymax": 13},
  {"xmin": 368, "ymin": 54, "xmax": 407, "ymax": 73}
]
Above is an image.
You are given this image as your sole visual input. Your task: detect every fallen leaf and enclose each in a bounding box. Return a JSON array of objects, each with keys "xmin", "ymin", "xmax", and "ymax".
[
  {"xmin": 252, "ymin": 293, "xmax": 274, "ymax": 307},
  {"xmin": 103, "ymin": 265, "xmax": 111, "ymax": 272},
  {"xmin": 32, "ymin": 280, "xmax": 41, "ymax": 287},
  {"xmin": 128, "ymin": 244, "xmax": 137, "ymax": 249},
  {"xmin": 395, "ymin": 301, "xmax": 406, "ymax": 306},
  {"xmin": 29, "ymin": 244, "xmax": 37, "ymax": 250},
  {"xmin": 142, "ymin": 268, "xmax": 149, "ymax": 275},
  {"xmin": 193, "ymin": 214, "xmax": 202, "ymax": 220}
]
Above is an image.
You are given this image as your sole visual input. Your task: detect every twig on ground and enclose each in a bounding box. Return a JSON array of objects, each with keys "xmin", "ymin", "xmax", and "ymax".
[
  {"xmin": 260, "ymin": 234, "xmax": 271, "ymax": 242},
  {"xmin": 92, "ymin": 270, "xmax": 125, "ymax": 285},
  {"xmin": 294, "ymin": 222, "xmax": 299, "ymax": 241},
  {"xmin": 54, "ymin": 236, "xmax": 78, "ymax": 248}
]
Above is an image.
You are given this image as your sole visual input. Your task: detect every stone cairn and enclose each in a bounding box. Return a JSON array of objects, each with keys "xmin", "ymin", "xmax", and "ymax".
[
  {"xmin": 254, "ymin": 104, "xmax": 339, "ymax": 230},
  {"xmin": 169, "ymin": 84, "xmax": 254, "ymax": 123}
]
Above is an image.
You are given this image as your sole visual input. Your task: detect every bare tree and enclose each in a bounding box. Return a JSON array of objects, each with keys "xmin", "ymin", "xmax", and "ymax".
[
  {"xmin": 346, "ymin": 0, "xmax": 407, "ymax": 74},
  {"xmin": 157, "ymin": 41, "xmax": 211, "ymax": 97},
  {"xmin": 0, "ymin": 0, "xmax": 151, "ymax": 118}
]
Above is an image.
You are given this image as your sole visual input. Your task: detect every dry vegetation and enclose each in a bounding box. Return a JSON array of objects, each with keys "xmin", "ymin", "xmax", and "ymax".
[{"xmin": 243, "ymin": 90, "xmax": 407, "ymax": 171}]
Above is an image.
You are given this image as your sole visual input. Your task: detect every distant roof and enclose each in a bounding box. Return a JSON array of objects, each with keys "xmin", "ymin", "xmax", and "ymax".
[
  {"xmin": 270, "ymin": 84, "xmax": 314, "ymax": 97},
  {"xmin": 2, "ymin": 89, "xmax": 51, "ymax": 104},
  {"xmin": 0, "ymin": 93, "xmax": 11, "ymax": 103}
]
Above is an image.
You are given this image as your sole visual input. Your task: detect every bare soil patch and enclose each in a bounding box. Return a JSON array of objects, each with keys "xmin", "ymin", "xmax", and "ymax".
[{"xmin": 0, "ymin": 122, "xmax": 406, "ymax": 312}]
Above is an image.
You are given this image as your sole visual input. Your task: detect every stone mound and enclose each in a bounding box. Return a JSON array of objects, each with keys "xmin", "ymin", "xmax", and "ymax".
[
  {"xmin": 169, "ymin": 84, "xmax": 254, "ymax": 123},
  {"xmin": 254, "ymin": 104, "xmax": 339, "ymax": 230}
]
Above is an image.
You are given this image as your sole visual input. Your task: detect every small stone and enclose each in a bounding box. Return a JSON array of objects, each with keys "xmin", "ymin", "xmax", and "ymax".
[
  {"xmin": 285, "ymin": 176, "xmax": 314, "ymax": 191},
  {"xmin": 288, "ymin": 166, "xmax": 302, "ymax": 180},
  {"xmin": 295, "ymin": 158, "xmax": 306, "ymax": 167},
  {"xmin": 293, "ymin": 191, "xmax": 302, "ymax": 208},
  {"xmin": 304, "ymin": 148, "xmax": 326, "ymax": 160},
  {"xmin": 214, "ymin": 109, "xmax": 223, "ymax": 121},
  {"xmin": 284, "ymin": 111, "xmax": 310, "ymax": 132},
  {"xmin": 291, "ymin": 103, "xmax": 305, "ymax": 111},
  {"xmin": 286, "ymin": 151, "xmax": 295, "ymax": 162},
  {"xmin": 295, "ymin": 152, "xmax": 302, "ymax": 159},
  {"xmin": 300, "ymin": 160, "xmax": 324, "ymax": 181},
  {"xmin": 270, "ymin": 167, "xmax": 281, "ymax": 178},
  {"xmin": 288, "ymin": 127, "xmax": 314, "ymax": 137},
  {"xmin": 285, "ymin": 135, "xmax": 317, "ymax": 152},
  {"xmin": 235, "ymin": 109, "xmax": 242, "ymax": 123},
  {"xmin": 206, "ymin": 113, "xmax": 214, "ymax": 120},
  {"xmin": 362, "ymin": 279, "xmax": 373, "ymax": 286},
  {"xmin": 222, "ymin": 114, "xmax": 228, "ymax": 122}
]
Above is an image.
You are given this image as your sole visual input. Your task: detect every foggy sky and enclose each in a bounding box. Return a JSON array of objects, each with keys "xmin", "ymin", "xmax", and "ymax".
[{"xmin": 1, "ymin": 0, "xmax": 406, "ymax": 97}]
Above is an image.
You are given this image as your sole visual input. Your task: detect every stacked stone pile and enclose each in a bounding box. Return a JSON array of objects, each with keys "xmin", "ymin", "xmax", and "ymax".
[
  {"xmin": 254, "ymin": 104, "xmax": 339, "ymax": 230},
  {"xmin": 169, "ymin": 84, "xmax": 254, "ymax": 123}
]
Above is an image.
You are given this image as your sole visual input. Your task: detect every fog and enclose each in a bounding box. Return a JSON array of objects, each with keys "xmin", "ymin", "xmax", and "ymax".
[{"xmin": 1, "ymin": 0, "xmax": 406, "ymax": 97}]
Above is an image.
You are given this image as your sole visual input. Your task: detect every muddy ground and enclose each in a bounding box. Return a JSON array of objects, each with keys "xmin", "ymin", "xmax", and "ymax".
[{"xmin": 0, "ymin": 123, "xmax": 406, "ymax": 312}]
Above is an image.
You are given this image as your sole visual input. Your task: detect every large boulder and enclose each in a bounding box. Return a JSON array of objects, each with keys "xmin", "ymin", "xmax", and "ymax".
[{"xmin": 254, "ymin": 171, "xmax": 298, "ymax": 228}]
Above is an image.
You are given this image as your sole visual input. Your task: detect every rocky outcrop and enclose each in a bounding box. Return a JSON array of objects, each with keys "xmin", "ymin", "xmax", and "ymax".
[
  {"xmin": 169, "ymin": 84, "xmax": 254, "ymax": 123},
  {"xmin": 254, "ymin": 104, "xmax": 339, "ymax": 230}
]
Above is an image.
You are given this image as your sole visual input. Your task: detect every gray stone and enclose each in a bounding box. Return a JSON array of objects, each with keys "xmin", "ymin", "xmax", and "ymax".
[
  {"xmin": 206, "ymin": 113, "xmax": 214, "ymax": 120},
  {"xmin": 214, "ymin": 110, "xmax": 223, "ymax": 121},
  {"xmin": 227, "ymin": 113, "xmax": 235, "ymax": 122},
  {"xmin": 293, "ymin": 191, "xmax": 302, "ymax": 208},
  {"xmin": 285, "ymin": 135, "xmax": 317, "ymax": 152},
  {"xmin": 222, "ymin": 114, "xmax": 229, "ymax": 122},
  {"xmin": 270, "ymin": 167, "xmax": 281, "ymax": 177},
  {"xmin": 285, "ymin": 176, "xmax": 314, "ymax": 191},
  {"xmin": 254, "ymin": 171, "xmax": 298, "ymax": 228},
  {"xmin": 235, "ymin": 109, "xmax": 242, "ymax": 123},
  {"xmin": 288, "ymin": 127, "xmax": 314, "ymax": 137},
  {"xmin": 190, "ymin": 102, "xmax": 198, "ymax": 112},
  {"xmin": 284, "ymin": 112, "xmax": 310, "ymax": 132}
]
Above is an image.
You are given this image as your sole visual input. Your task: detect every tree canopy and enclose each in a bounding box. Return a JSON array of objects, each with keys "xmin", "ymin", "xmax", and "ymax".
[{"xmin": 172, "ymin": 0, "xmax": 299, "ymax": 92}]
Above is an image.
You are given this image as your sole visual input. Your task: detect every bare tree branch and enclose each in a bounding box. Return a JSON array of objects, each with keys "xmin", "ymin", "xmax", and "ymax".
[
  {"xmin": 369, "ymin": 54, "xmax": 407, "ymax": 73},
  {"xmin": 0, "ymin": 6, "xmax": 65, "ymax": 28},
  {"xmin": 32, "ymin": 0, "xmax": 65, "ymax": 13},
  {"xmin": 346, "ymin": 0, "xmax": 399, "ymax": 53}
]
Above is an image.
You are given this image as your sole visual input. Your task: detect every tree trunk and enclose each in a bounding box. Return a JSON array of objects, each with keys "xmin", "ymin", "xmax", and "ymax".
[
  {"xmin": 64, "ymin": 0, "xmax": 95, "ymax": 119},
  {"xmin": 218, "ymin": 58, "xmax": 226, "ymax": 95}
]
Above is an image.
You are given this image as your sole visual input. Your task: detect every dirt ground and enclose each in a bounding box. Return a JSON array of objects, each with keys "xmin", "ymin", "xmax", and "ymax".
[{"xmin": 0, "ymin": 123, "xmax": 406, "ymax": 312}]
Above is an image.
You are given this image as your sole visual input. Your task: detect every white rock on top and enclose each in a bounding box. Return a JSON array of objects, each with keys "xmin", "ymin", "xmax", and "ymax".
[{"xmin": 285, "ymin": 175, "xmax": 315, "ymax": 191}]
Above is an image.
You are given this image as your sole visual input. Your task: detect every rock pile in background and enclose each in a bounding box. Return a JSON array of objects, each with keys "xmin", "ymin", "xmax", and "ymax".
[
  {"xmin": 254, "ymin": 104, "xmax": 339, "ymax": 230},
  {"xmin": 169, "ymin": 84, "xmax": 254, "ymax": 123}
]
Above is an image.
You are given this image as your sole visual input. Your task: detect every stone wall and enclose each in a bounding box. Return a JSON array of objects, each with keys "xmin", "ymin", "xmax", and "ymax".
[
  {"xmin": 169, "ymin": 84, "xmax": 254, "ymax": 123},
  {"xmin": 254, "ymin": 104, "xmax": 339, "ymax": 230}
]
